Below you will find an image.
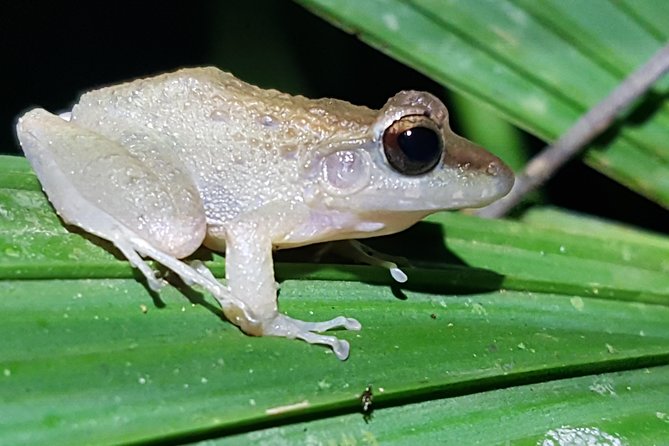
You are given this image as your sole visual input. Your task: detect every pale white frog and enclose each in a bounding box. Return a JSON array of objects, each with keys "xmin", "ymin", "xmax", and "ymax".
[{"xmin": 16, "ymin": 67, "xmax": 513, "ymax": 359}]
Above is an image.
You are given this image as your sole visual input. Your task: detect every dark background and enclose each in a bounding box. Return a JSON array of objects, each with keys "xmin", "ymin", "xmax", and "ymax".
[
  {"xmin": 1, "ymin": 1, "xmax": 441, "ymax": 152},
  {"xmin": 2, "ymin": 1, "xmax": 666, "ymax": 232}
]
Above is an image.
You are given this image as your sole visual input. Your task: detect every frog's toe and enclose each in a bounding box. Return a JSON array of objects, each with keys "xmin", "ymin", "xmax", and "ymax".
[
  {"xmin": 336, "ymin": 316, "xmax": 362, "ymax": 331},
  {"xmin": 389, "ymin": 266, "xmax": 408, "ymax": 283},
  {"xmin": 297, "ymin": 332, "xmax": 351, "ymax": 360},
  {"xmin": 262, "ymin": 313, "xmax": 361, "ymax": 360},
  {"xmin": 115, "ymin": 239, "xmax": 167, "ymax": 291},
  {"xmin": 297, "ymin": 315, "xmax": 362, "ymax": 332}
]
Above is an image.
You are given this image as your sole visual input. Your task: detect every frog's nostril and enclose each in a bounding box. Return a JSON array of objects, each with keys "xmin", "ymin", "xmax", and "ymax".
[{"xmin": 486, "ymin": 158, "xmax": 511, "ymax": 178}]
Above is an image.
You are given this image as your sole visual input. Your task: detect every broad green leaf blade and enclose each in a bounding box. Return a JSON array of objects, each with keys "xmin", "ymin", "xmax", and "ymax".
[
  {"xmin": 2, "ymin": 156, "xmax": 669, "ymax": 443},
  {"xmin": 2, "ymin": 280, "xmax": 669, "ymax": 444},
  {"xmin": 221, "ymin": 365, "xmax": 669, "ymax": 445},
  {"xmin": 295, "ymin": 0, "xmax": 669, "ymax": 207}
]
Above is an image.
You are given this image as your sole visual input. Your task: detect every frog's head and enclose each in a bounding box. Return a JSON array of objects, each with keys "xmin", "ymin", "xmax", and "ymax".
[{"xmin": 307, "ymin": 91, "xmax": 514, "ymax": 216}]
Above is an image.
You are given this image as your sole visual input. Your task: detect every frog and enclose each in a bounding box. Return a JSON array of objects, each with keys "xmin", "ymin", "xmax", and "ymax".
[{"xmin": 15, "ymin": 67, "xmax": 514, "ymax": 360}]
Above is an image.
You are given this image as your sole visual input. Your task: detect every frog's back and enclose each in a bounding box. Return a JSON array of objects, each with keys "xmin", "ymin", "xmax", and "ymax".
[
  {"xmin": 72, "ymin": 67, "xmax": 376, "ymax": 156},
  {"xmin": 70, "ymin": 67, "xmax": 376, "ymax": 225}
]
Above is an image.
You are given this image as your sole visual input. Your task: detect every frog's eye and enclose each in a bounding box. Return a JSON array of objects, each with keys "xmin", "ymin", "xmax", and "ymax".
[{"xmin": 382, "ymin": 115, "xmax": 443, "ymax": 175}]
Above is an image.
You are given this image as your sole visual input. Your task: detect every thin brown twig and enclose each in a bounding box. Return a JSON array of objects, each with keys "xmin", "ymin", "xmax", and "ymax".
[{"xmin": 475, "ymin": 41, "xmax": 669, "ymax": 218}]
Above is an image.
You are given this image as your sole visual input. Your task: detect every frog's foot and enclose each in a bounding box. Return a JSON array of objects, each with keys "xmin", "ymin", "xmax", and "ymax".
[
  {"xmin": 328, "ymin": 240, "xmax": 410, "ymax": 283},
  {"xmin": 262, "ymin": 313, "xmax": 362, "ymax": 360},
  {"xmin": 115, "ymin": 236, "xmax": 254, "ymax": 322}
]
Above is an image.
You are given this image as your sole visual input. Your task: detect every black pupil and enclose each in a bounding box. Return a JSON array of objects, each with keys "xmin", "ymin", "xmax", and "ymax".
[{"xmin": 397, "ymin": 126, "xmax": 440, "ymax": 163}]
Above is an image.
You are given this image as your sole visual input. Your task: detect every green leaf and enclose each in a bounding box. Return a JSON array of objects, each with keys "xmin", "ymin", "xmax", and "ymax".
[
  {"xmin": 296, "ymin": 0, "xmax": 669, "ymax": 207},
  {"xmin": 222, "ymin": 366, "xmax": 669, "ymax": 445},
  {"xmin": 1, "ymin": 156, "xmax": 668, "ymax": 443}
]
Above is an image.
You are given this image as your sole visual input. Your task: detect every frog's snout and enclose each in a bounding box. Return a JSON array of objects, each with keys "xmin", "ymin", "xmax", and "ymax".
[{"xmin": 442, "ymin": 133, "xmax": 514, "ymax": 197}]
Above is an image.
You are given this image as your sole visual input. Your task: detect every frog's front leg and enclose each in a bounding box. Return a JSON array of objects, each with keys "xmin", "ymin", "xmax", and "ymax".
[{"xmin": 222, "ymin": 219, "xmax": 361, "ymax": 360}]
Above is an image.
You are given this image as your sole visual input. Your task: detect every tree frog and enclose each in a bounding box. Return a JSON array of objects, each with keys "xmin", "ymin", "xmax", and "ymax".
[{"xmin": 16, "ymin": 67, "xmax": 513, "ymax": 360}]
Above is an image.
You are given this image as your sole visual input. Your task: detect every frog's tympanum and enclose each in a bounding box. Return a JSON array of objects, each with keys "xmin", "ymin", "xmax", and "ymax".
[{"xmin": 16, "ymin": 67, "xmax": 513, "ymax": 359}]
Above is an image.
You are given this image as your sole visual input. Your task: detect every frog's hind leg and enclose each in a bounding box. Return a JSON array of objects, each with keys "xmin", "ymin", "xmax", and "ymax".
[{"xmin": 16, "ymin": 109, "xmax": 248, "ymax": 313}]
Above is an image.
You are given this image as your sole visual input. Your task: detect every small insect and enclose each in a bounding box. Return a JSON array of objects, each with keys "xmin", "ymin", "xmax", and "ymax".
[{"xmin": 361, "ymin": 384, "xmax": 374, "ymax": 422}]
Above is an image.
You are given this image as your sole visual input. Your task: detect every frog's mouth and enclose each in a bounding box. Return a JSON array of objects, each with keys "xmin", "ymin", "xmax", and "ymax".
[
  {"xmin": 276, "ymin": 208, "xmax": 434, "ymax": 248},
  {"xmin": 419, "ymin": 159, "xmax": 515, "ymax": 211}
]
